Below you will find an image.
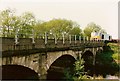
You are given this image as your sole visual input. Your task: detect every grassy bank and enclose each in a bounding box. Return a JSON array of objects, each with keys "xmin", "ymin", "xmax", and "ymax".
[{"xmin": 107, "ymin": 43, "xmax": 120, "ymax": 64}]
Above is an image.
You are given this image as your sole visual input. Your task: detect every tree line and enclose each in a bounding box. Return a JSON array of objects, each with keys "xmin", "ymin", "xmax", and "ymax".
[{"xmin": 0, "ymin": 9, "xmax": 106, "ymax": 39}]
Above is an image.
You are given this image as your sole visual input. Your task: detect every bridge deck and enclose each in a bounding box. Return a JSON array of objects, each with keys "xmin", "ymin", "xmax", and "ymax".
[{"xmin": 1, "ymin": 37, "xmax": 105, "ymax": 57}]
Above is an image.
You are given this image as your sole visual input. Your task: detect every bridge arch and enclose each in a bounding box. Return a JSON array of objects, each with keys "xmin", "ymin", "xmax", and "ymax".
[
  {"xmin": 46, "ymin": 50, "xmax": 77, "ymax": 70},
  {"xmin": 82, "ymin": 50, "xmax": 93, "ymax": 58},
  {"xmin": 47, "ymin": 54, "xmax": 76, "ymax": 80},
  {"xmin": 81, "ymin": 50, "xmax": 94, "ymax": 75},
  {"xmin": 2, "ymin": 55, "xmax": 40, "ymax": 78},
  {"xmin": 2, "ymin": 65, "xmax": 39, "ymax": 80}
]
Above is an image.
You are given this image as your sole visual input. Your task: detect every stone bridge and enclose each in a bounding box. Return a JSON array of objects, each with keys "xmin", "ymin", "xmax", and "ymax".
[{"xmin": 0, "ymin": 37, "xmax": 105, "ymax": 80}]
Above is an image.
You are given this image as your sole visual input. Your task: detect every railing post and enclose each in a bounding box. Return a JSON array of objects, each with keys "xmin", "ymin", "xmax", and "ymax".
[
  {"xmin": 93, "ymin": 47, "xmax": 96, "ymax": 79},
  {"xmin": 75, "ymin": 35, "xmax": 76, "ymax": 44},
  {"xmin": 15, "ymin": 28, "xmax": 19, "ymax": 45},
  {"xmin": 15, "ymin": 34, "xmax": 19, "ymax": 45},
  {"xmin": 79, "ymin": 36, "xmax": 81, "ymax": 43},
  {"xmin": 62, "ymin": 33, "xmax": 65, "ymax": 44},
  {"xmin": 32, "ymin": 37, "xmax": 35, "ymax": 44},
  {"xmin": 32, "ymin": 29, "xmax": 35, "ymax": 44},
  {"xmin": 69, "ymin": 35, "xmax": 71, "ymax": 44},
  {"xmin": 54, "ymin": 34, "xmax": 57, "ymax": 44},
  {"xmin": 45, "ymin": 32, "xmax": 47, "ymax": 45}
]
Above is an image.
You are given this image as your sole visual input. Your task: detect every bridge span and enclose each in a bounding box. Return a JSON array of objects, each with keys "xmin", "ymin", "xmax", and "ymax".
[{"xmin": 0, "ymin": 37, "xmax": 105, "ymax": 80}]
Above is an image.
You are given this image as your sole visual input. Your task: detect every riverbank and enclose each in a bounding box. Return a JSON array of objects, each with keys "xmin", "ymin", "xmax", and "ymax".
[
  {"xmin": 107, "ymin": 43, "xmax": 120, "ymax": 64},
  {"xmin": 90, "ymin": 43, "xmax": 119, "ymax": 79}
]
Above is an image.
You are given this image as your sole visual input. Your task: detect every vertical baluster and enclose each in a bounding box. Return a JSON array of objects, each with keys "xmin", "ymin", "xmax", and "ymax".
[
  {"xmin": 32, "ymin": 29, "xmax": 35, "ymax": 44},
  {"xmin": 69, "ymin": 35, "xmax": 71, "ymax": 44},
  {"xmin": 62, "ymin": 33, "xmax": 65, "ymax": 44},
  {"xmin": 75, "ymin": 35, "xmax": 76, "ymax": 44},
  {"xmin": 45, "ymin": 32, "xmax": 47, "ymax": 45},
  {"xmin": 54, "ymin": 34, "xmax": 57, "ymax": 44},
  {"xmin": 15, "ymin": 28, "xmax": 19, "ymax": 44},
  {"xmin": 79, "ymin": 36, "xmax": 81, "ymax": 43}
]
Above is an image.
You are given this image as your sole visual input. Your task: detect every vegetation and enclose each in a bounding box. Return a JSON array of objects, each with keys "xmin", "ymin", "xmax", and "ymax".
[
  {"xmin": 64, "ymin": 42, "xmax": 119, "ymax": 80},
  {"xmin": 0, "ymin": 9, "xmax": 106, "ymax": 40},
  {"xmin": 73, "ymin": 59, "xmax": 90, "ymax": 80},
  {"xmin": 64, "ymin": 58, "xmax": 91, "ymax": 80},
  {"xmin": 34, "ymin": 19, "xmax": 82, "ymax": 39},
  {"xmin": 95, "ymin": 43, "xmax": 119, "ymax": 77},
  {"xmin": 1, "ymin": 8, "xmax": 119, "ymax": 80},
  {"xmin": 83, "ymin": 22, "xmax": 106, "ymax": 39},
  {"xmin": 0, "ymin": 9, "xmax": 36, "ymax": 38},
  {"xmin": 108, "ymin": 43, "xmax": 119, "ymax": 63},
  {"xmin": 0, "ymin": 9, "xmax": 82, "ymax": 38}
]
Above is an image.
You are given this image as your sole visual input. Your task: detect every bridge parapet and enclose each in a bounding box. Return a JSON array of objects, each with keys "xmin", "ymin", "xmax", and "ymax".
[{"xmin": 1, "ymin": 37, "xmax": 105, "ymax": 52}]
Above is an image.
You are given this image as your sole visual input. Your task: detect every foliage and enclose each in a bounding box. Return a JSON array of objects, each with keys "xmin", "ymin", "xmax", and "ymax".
[
  {"xmin": 64, "ymin": 58, "xmax": 90, "ymax": 80},
  {"xmin": 108, "ymin": 43, "xmax": 119, "ymax": 62},
  {"xmin": 73, "ymin": 59, "xmax": 90, "ymax": 80},
  {"xmin": 0, "ymin": 9, "xmax": 82, "ymax": 38},
  {"xmin": 74, "ymin": 59, "xmax": 85, "ymax": 77},
  {"xmin": 83, "ymin": 22, "xmax": 106, "ymax": 39},
  {"xmin": 1, "ymin": 9, "xmax": 107, "ymax": 40},
  {"xmin": 0, "ymin": 9, "xmax": 19, "ymax": 37},
  {"xmin": 0, "ymin": 9, "xmax": 36, "ymax": 38},
  {"xmin": 19, "ymin": 12, "xmax": 36, "ymax": 38},
  {"xmin": 33, "ymin": 18, "xmax": 82, "ymax": 39},
  {"xmin": 63, "ymin": 68, "xmax": 74, "ymax": 81},
  {"xmin": 112, "ymin": 53, "xmax": 118, "ymax": 60},
  {"xmin": 108, "ymin": 43, "xmax": 119, "ymax": 53},
  {"xmin": 95, "ymin": 43, "xmax": 119, "ymax": 76}
]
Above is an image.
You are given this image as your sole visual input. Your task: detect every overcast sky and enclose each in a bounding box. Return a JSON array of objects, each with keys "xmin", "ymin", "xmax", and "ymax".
[{"xmin": 0, "ymin": 0, "xmax": 119, "ymax": 39}]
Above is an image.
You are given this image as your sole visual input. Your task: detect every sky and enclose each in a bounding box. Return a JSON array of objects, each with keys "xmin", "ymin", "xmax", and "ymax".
[{"xmin": 0, "ymin": 0, "xmax": 119, "ymax": 39}]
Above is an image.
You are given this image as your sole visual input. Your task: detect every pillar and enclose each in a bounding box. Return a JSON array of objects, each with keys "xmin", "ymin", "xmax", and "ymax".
[
  {"xmin": 38, "ymin": 53, "xmax": 48, "ymax": 80},
  {"xmin": 93, "ymin": 47, "xmax": 96, "ymax": 79}
]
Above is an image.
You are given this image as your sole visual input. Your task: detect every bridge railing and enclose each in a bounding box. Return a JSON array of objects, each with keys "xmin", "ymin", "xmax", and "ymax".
[{"xmin": 1, "ymin": 37, "xmax": 105, "ymax": 52}]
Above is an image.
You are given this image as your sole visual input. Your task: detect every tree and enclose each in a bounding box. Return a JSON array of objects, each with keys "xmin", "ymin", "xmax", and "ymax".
[
  {"xmin": 73, "ymin": 59, "xmax": 89, "ymax": 80},
  {"xmin": 64, "ymin": 58, "xmax": 90, "ymax": 80},
  {"xmin": 69, "ymin": 21, "xmax": 81, "ymax": 35},
  {"xmin": 83, "ymin": 22, "xmax": 105, "ymax": 39},
  {"xmin": 0, "ymin": 9, "xmax": 36, "ymax": 38},
  {"xmin": 0, "ymin": 9, "xmax": 16, "ymax": 37},
  {"xmin": 33, "ymin": 18, "xmax": 82, "ymax": 39},
  {"xmin": 19, "ymin": 12, "xmax": 36, "ymax": 38},
  {"xmin": 69, "ymin": 27, "xmax": 81, "ymax": 39},
  {"xmin": 33, "ymin": 20, "xmax": 46, "ymax": 38}
]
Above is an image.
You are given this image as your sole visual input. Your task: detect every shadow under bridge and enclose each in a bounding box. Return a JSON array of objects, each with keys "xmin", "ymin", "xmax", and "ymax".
[{"xmin": 47, "ymin": 55, "xmax": 76, "ymax": 80}]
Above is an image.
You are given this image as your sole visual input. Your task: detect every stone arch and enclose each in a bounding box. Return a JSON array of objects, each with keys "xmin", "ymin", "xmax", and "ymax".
[
  {"xmin": 81, "ymin": 50, "xmax": 94, "ymax": 65},
  {"xmin": 82, "ymin": 50, "xmax": 93, "ymax": 57},
  {"xmin": 49, "ymin": 54, "xmax": 76, "ymax": 68},
  {"xmin": 47, "ymin": 54, "xmax": 76, "ymax": 80},
  {"xmin": 2, "ymin": 64, "xmax": 39, "ymax": 80},
  {"xmin": 46, "ymin": 50, "xmax": 77, "ymax": 70},
  {"xmin": 2, "ymin": 55, "xmax": 40, "ymax": 76}
]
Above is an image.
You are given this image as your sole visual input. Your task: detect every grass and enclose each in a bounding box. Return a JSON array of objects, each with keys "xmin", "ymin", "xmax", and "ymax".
[{"xmin": 107, "ymin": 43, "xmax": 119, "ymax": 63}]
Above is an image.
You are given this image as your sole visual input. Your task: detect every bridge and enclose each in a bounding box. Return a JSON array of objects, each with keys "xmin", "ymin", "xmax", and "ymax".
[{"xmin": 0, "ymin": 37, "xmax": 105, "ymax": 80}]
